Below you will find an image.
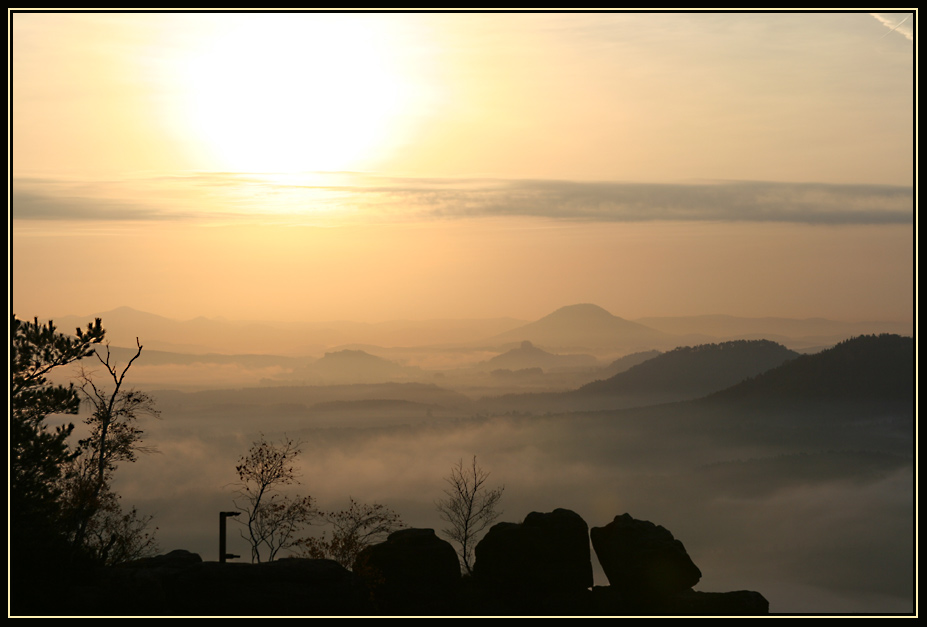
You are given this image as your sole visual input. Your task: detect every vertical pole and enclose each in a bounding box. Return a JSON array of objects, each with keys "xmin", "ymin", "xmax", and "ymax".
[
  {"xmin": 220, "ymin": 511, "xmax": 240, "ymax": 563},
  {"xmin": 220, "ymin": 512, "xmax": 227, "ymax": 563}
]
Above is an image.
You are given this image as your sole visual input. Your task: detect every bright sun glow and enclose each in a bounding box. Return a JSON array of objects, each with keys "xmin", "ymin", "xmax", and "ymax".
[{"xmin": 177, "ymin": 15, "xmax": 412, "ymax": 173}]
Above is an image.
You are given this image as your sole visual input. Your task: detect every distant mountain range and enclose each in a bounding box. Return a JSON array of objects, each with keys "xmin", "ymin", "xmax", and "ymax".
[
  {"xmin": 125, "ymin": 333, "xmax": 913, "ymax": 436},
  {"xmin": 575, "ymin": 339, "xmax": 800, "ymax": 399},
  {"xmin": 48, "ymin": 306, "xmax": 326, "ymax": 356},
  {"xmin": 39, "ymin": 304, "xmax": 911, "ymax": 359},
  {"xmin": 639, "ymin": 333, "xmax": 915, "ymax": 455},
  {"xmin": 474, "ymin": 334, "xmax": 915, "ymax": 475},
  {"xmin": 481, "ymin": 339, "xmax": 801, "ymax": 413},
  {"xmin": 45, "ymin": 306, "xmax": 525, "ymax": 356}
]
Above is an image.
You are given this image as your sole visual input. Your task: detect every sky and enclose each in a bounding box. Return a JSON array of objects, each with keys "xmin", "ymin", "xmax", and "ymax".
[{"xmin": 10, "ymin": 11, "xmax": 916, "ymax": 324}]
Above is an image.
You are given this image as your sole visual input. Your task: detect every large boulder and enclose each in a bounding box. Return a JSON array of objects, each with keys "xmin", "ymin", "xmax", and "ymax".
[
  {"xmin": 353, "ymin": 528, "xmax": 461, "ymax": 615},
  {"xmin": 474, "ymin": 508, "xmax": 593, "ymax": 613},
  {"xmin": 591, "ymin": 513, "xmax": 701, "ymax": 599}
]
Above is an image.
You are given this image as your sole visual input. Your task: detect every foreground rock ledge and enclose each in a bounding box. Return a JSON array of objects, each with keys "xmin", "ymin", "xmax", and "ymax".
[{"xmin": 49, "ymin": 512, "xmax": 768, "ymax": 616}]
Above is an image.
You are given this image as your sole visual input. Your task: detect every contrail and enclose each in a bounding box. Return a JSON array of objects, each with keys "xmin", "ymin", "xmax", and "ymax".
[{"xmin": 879, "ymin": 14, "xmax": 910, "ymax": 40}]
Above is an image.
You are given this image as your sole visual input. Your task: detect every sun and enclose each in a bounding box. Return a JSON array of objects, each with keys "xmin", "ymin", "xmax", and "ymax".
[{"xmin": 177, "ymin": 14, "xmax": 412, "ymax": 173}]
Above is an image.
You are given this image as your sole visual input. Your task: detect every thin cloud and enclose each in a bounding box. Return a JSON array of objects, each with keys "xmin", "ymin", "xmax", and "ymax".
[
  {"xmin": 303, "ymin": 177, "xmax": 914, "ymax": 225},
  {"xmin": 11, "ymin": 189, "xmax": 177, "ymax": 222},
  {"xmin": 12, "ymin": 174, "xmax": 913, "ymax": 226}
]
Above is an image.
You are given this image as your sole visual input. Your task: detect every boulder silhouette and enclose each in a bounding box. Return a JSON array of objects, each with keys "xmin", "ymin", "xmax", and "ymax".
[
  {"xmin": 353, "ymin": 528, "xmax": 461, "ymax": 615},
  {"xmin": 591, "ymin": 513, "xmax": 701, "ymax": 598},
  {"xmin": 474, "ymin": 508, "xmax": 593, "ymax": 613}
]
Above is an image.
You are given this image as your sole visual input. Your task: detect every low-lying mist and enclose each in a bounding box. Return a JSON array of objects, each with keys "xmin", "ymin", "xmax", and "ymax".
[{"xmin": 107, "ymin": 392, "xmax": 913, "ymax": 614}]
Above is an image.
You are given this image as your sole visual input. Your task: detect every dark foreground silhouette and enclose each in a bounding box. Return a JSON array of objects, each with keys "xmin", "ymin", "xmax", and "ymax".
[{"xmin": 35, "ymin": 511, "xmax": 768, "ymax": 616}]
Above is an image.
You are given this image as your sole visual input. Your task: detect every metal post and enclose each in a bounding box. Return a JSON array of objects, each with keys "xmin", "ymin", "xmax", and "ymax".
[{"xmin": 220, "ymin": 511, "xmax": 241, "ymax": 562}]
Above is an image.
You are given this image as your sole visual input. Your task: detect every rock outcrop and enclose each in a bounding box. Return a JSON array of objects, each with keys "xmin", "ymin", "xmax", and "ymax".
[
  {"xmin": 588, "ymin": 513, "xmax": 768, "ymax": 615},
  {"xmin": 473, "ymin": 508, "xmax": 593, "ymax": 613},
  {"xmin": 353, "ymin": 528, "xmax": 461, "ymax": 614},
  {"xmin": 591, "ymin": 513, "xmax": 702, "ymax": 597},
  {"xmin": 49, "ymin": 512, "xmax": 768, "ymax": 616}
]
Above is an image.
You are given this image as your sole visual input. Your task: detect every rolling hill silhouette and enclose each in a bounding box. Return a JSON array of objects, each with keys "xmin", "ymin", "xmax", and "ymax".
[
  {"xmin": 629, "ymin": 334, "xmax": 915, "ymax": 455},
  {"xmin": 483, "ymin": 340, "xmax": 597, "ymax": 372},
  {"xmin": 708, "ymin": 333, "xmax": 914, "ymax": 403},
  {"xmin": 481, "ymin": 339, "xmax": 799, "ymax": 413},
  {"xmin": 490, "ymin": 303, "xmax": 667, "ymax": 351},
  {"xmin": 599, "ymin": 350, "xmax": 663, "ymax": 378},
  {"xmin": 298, "ymin": 349, "xmax": 421, "ymax": 384},
  {"xmin": 576, "ymin": 340, "xmax": 800, "ymax": 398}
]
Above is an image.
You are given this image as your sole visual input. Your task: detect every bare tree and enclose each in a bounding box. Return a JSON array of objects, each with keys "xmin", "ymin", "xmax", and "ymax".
[
  {"xmin": 233, "ymin": 434, "xmax": 317, "ymax": 562},
  {"xmin": 76, "ymin": 342, "xmax": 158, "ymax": 478},
  {"xmin": 61, "ymin": 339, "xmax": 160, "ymax": 563},
  {"xmin": 435, "ymin": 456, "xmax": 504, "ymax": 575},
  {"xmin": 300, "ymin": 497, "xmax": 404, "ymax": 569}
]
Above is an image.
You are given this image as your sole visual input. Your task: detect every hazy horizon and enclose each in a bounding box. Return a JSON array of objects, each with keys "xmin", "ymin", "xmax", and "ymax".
[{"xmin": 12, "ymin": 301, "xmax": 917, "ymax": 327}]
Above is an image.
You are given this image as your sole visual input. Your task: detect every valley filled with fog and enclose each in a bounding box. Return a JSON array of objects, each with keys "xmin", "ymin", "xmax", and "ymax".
[{"xmin": 48, "ymin": 304, "xmax": 914, "ymax": 614}]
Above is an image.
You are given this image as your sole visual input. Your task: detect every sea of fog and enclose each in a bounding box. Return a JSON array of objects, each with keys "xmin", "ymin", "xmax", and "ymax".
[{"xmin": 100, "ymin": 393, "xmax": 914, "ymax": 615}]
